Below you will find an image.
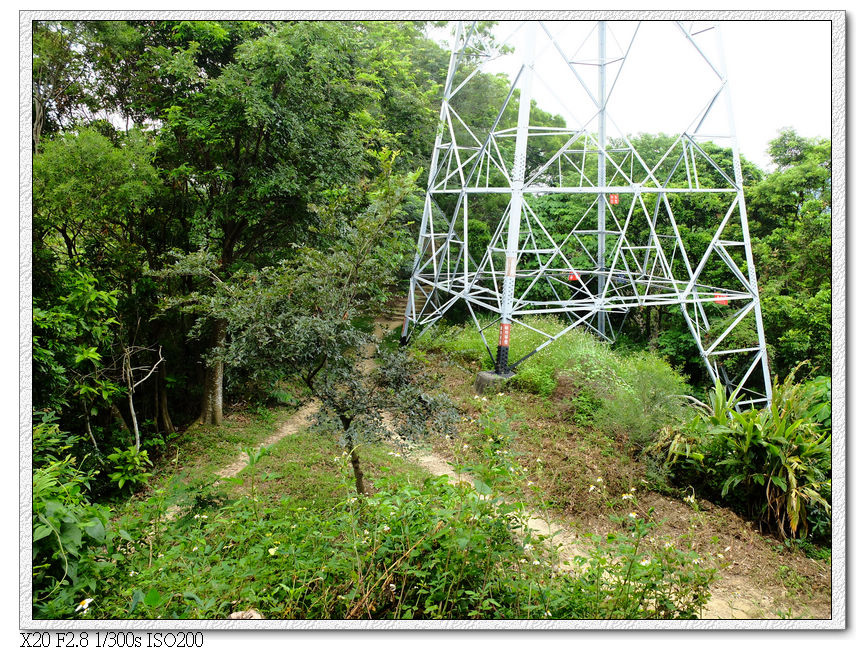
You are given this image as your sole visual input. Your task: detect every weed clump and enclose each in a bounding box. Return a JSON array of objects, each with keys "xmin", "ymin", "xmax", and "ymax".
[{"xmin": 418, "ymin": 316, "xmax": 691, "ymax": 450}]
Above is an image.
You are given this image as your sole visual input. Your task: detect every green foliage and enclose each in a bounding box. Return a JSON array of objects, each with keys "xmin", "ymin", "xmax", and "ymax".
[
  {"xmin": 55, "ymin": 449, "xmax": 713, "ymax": 620},
  {"xmin": 32, "ymin": 419, "xmax": 111, "ymax": 615},
  {"xmin": 419, "ymin": 316, "xmax": 690, "ymax": 449},
  {"xmin": 748, "ymin": 130, "xmax": 831, "ymax": 378},
  {"xmin": 106, "ymin": 447, "xmax": 153, "ymax": 490},
  {"xmin": 33, "ymin": 268, "xmax": 122, "ymax": 414},
  {"xmin": 653, "ymin": 371, "xmax": 831, "ymax": 541}
]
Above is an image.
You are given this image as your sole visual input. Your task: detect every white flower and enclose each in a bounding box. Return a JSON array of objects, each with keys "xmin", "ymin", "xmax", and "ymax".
[
  {"xmin": 523, "ymin": 543, "xmax": 534, "ymax": 552},
  {"xmin": 536, "ymin": 458, "xmax": 542, "ymax": 463},
  {"xmin": 693, "ymin": 558, "xmax": 701, "ymax": 565},
  {"xmin": 621, "ymin": 493, "xmax": 634, "ymax": 500},
  {"xmin": 75, "ymin": 598, "xmax": 94, "ymax": 613},
  {"xmin": 481, "ymin": 397, "xmax": 488, "ymax": 402},
  {"xmin": 473, "ymin": 395, "xmax": 480, "ymax": 400},
  {"xmin": 717, "ymin": 553, "xmax": 725, "ymax": 559},
  {"xmin": 497, "ymin": 392, "xmax": 504, "ymax": 397},
  {"xmin": 129, "ymin": 571, "xmax": 137, "ymax": 576},
  {"xmin": 533, "ymin": 560, "xmax": 540, "ymax": 565},
  {"xmin": 628, "ymin": 512, "xmax": 637, "ymax": 519},
  {"xmin": 588, "ymin": 485, "xmax": 596, "ymax": 492},
  {"xmin": 630, "ymin": 487, "xmax": 636, "ymax": 492},
  {"xmin": 462, "ymin": 444, "xmax": 469, "ymax": 451},
  {"xmin": 527, "ymin": 481, "xmax": 534, "ymax": 486},
  {"xmin": 382, "ymin": 525, "xmax": 391, "ymax": 533},
  {"xmin": 664, "ymin": 541, "xmax": 673, "ymax": 549},
  {"xmin": 639, "ymin": 558, "xmax": 650, "ymax": 566},
  {"xmin": 268, "ymin": 547, "xmax": 277, "ymax": 556},
  {"xmin": 192, "ymin": 546, "xmax": 199, "ymax": 552},
  {"xmin": 595, "ymin": 477, "xmax": 603, "ymax": 483}
]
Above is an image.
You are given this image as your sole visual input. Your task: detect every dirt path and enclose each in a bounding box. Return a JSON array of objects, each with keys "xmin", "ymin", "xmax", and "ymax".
[
  {"xmin": 214, "ymin": 400, "xmax": 321, "ymax": 479},
  {"xmin": 410, "ymin": 450, "xmax": 589, "ymax": 562},
  {"xmin": 411, "ymin": 441, "xmax": 779, "ymax": 619}
]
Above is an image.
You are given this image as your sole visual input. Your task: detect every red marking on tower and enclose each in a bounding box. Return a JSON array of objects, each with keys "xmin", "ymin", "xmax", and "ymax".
[
  {"xmin": 609, "ymin": 193, "xmax": 619, "ymax": 205},
  {"xmin": 499, "ymin": 323, "xmax": 511, "ymax": 347},
  {"xmin": 568, "ymin": 272, "xmax": 579, "ymax": 281},
  {"xmin": 713, "ymin": 293, "xmax": 729, "ymax": 306}
]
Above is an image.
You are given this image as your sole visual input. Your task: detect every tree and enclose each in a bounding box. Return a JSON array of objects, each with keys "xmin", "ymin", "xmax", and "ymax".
[
  {"xmin": 748, "ymin": 129, "xmax": 831, "ymax": 377},
  {"xmin": 216, "ymin": 153, "xmax": 455, "ymax": 493},
  {"xmin": 153, "ymin": 21, "xmax": 445, "ymax": 424}
]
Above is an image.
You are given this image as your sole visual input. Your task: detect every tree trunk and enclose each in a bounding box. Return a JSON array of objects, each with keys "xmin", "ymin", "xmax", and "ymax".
[
  {"xmin": 342, "ymin": 423, "xmax": 368, "ymax": 496},
  {"xmin": 158, "ymin": 363, "xmax": 176, "ymax": 435},
  {"xmin": 199, "ymin": 319, "xmax": 227, "ymax": 426},
  {"xmin": 33, "ymin": 96, "xmax": 44, "ymax": 153},
  {"xmin": 349, "ymin": 446, "xmax": 368, "ymax": 496},
  {"xmin": 111, "ymin": 403, "xmax": 131, "ymax": 436}
]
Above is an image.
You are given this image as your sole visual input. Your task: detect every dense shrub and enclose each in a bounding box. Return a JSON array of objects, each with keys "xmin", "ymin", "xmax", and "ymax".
[
  {"xmin": 32, "ymin": 415, "xmax": 111, "ymax": 616},
  {"xmin": 650, "ymin": 371, "xmax": 831, "ymax": 540}
]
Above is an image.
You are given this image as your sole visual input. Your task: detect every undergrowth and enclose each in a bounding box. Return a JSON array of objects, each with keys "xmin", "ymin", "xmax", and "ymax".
[
  {"xmin": 36, "ymin": 419, "xmax": 716, "ymax": 620},
  {"xmin": 417, "ymin": 316, "xmax": 691, "ymax": 451}
]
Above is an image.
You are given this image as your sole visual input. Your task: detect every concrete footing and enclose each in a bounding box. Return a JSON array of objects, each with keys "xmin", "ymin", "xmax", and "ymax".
[{"xmin": 473, "ymin": 370, "xmax": 514, "ymax": 395}]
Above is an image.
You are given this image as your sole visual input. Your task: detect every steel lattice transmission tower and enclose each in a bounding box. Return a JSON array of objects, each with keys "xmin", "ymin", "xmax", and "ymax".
[{"xmin": 400, "ymin": 20, "xmax": 773, "ymax": 407}]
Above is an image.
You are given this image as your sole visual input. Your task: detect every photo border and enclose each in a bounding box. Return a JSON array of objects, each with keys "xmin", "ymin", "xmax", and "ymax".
[{"xmin": 19, "ymin": 8, "xmax": 846, "ymax": 631}]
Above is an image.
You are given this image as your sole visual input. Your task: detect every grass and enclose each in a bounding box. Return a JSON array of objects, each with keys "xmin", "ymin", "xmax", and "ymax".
[
  {"xmin": 36, "ymin": 309, "xmax": 829, "ymax": 620},
  {"xmin": 232, "ymin": 429, "xmax": 434, "ymax": 510},
  {"xmin": 414, "ymin": 316, "xmax": 833, "ymax": 620},
  {"xmin": 155, "ymin": 406, "xmax": 292, "ymax": 484},
  {"xmin": 58, "ymin": 419, "xmax": 715, "ymax": 620},
  {"xmin": 417, "ymin": 316, "xmax": 691, "ymax": 450},
  {"xmin": 418, "ymin": 316, "xmax": 691, "ymax": 512}
]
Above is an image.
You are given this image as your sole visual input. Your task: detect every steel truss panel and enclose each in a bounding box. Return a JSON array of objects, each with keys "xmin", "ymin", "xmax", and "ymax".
[{"xmin": 401, "ymin": 20, "xmax": 772, "ymax": 406}]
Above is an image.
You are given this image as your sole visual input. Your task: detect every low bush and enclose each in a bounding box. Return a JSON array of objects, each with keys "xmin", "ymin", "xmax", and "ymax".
[
  {"xmin": 593, "ymin": 352, "xmax": 691, "ymax": 449},
  {"xmin": 41, "ymin": 444, "xmax": 715, "ymax": 620},
  {"xmin": 32, "ymin": 416, "xmax": 111, "ymax": 616},
  {"xmin": 650, "ymin": 370, "xmax": 831, "ymax": 541},
  {"xmin": 418, "ymin": 317, "xmax": 691, "ymax": 450}
]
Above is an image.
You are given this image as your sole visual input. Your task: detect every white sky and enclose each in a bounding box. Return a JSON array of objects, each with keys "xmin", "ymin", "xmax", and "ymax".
[{"xmin": 430, "ymin": 19, "xmax": 831, "ymax": 172}]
